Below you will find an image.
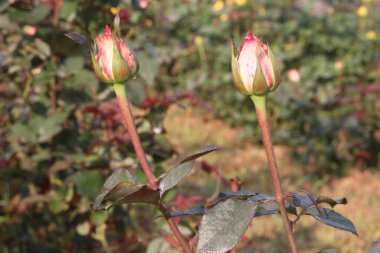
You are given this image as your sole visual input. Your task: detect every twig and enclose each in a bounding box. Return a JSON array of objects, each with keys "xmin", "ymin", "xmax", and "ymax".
[
  {"xmin": 113, "ymin": 83, "xmax": 192, "ymax": 253},
  {"xmin": 251, "ymin": 95, "xmax": 298, "ymax": 253}
]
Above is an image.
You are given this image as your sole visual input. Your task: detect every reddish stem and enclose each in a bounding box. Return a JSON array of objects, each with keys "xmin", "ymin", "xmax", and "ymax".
[
  {"xmin": 113, "ymin": 83, "xmax": 192, "ymax": 253},
  {"xmin": 251, "ymin": 95, "xmax": 298, "ymax": 253},
  {"xmin": 114, "ymin": 83, "xmax": 157, "ymax": 189},
  {"xmin": 166, "ymin": 216, "xmax": 193, "ymax": 253}
]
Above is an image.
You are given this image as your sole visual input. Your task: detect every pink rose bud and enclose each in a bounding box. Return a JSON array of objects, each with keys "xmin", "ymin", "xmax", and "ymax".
[
  {"xmin": 287, "ymin": 68, "xmax": 301, "ymax": 83},
  {"xmin": 230, "ymin": 32, "xmax": 281, "ymax": 95},
  {"xmin": 91, "ymin": 25, "xmax": 138, "ymax": 84}
]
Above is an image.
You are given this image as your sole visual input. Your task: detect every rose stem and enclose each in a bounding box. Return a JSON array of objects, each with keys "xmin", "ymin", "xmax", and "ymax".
[
  {"xmin": 113, "ymin": 83, "xmax": 193, "ymax": 253},
  {"xmin": 251, "ymin": 95, "xmax": 298, "ymax": 253}
]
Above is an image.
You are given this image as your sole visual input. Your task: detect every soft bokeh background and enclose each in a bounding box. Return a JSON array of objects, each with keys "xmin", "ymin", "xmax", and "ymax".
[{"xmin": 0, "ymin": 0, "xmax": 379, "ymax": 252}]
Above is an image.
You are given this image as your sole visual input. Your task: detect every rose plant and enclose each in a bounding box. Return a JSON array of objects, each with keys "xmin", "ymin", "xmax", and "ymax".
[{"xmin": 65, "ymin": 18, "xmax": 358, "ymax": 253}]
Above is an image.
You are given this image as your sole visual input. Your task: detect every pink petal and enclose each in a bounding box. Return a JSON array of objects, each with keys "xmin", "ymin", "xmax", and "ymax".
[
  {"xmin": 116, "ymin": 37, "xmax": 135, "ymax": 71},
  {"xmin": 95, "ymin": 26, "xmax": 115, "ymax": 80},
  {"xmin": 237, "ymin": 32, "xmax": 259, "ymax": 90},
  {"xmin": 259, "ymin": 44, "xmax": 275, "ymax": 88}
]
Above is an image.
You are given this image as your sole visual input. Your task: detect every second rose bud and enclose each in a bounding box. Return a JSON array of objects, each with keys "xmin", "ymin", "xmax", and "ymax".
[
  {"xmin": 231, "ymin": 32, "xmax": 281, "ymax": 96},
  {"xmin": 91, "ymin": 25, "xmax": 138, "ymax": 84}
]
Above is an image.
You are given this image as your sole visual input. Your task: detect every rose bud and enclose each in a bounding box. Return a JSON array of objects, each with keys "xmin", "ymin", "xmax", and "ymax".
[
  {"xmin": 230, "ymin": 32, "xmax": 281, "ymax": 96},
  {"xmin": 91, "ymin": 25, "xmax": 138, "ymax": 84}
]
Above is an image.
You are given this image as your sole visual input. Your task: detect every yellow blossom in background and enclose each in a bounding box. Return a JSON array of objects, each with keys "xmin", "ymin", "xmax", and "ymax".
[
  {"xmin": 226, "ymin": 0, "xmax": 234, "ymax": 6},
  {"xmin": 234, "ymin": 0, "xmax": 246, "ymax": 6},
  {"xmin": 212, "ymin": 0, "xmax": 224, "ymax": 12},
  {"xmin": 145, "ymin": 19, "xmax": 153, "ymax": 27},
  {"xmin": 366, "ymin": 31, "xmax": 377, "ymax": 40},
  {"xmin": 110, "ymin": 7, "xmax": 119, "ymax": 15},
  {"xmin": 220, "ymin": 14, "xmax": 229, "ymax": 22},
  {"xmin": 357, "ymin": 5, "xmax": 368, "ymax": 17},
  {"xmin": 258, "ymin": 7, "xmax": 266, "ymax": 16},
  {"xmin": 195, "ymin": 35, "xmax": 204, "ymax": 46}
]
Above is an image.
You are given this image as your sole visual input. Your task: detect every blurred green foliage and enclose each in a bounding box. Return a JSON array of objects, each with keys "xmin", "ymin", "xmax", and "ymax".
[{"xmin": 0, "ymin": 0, "xmax": 379, "ymax": 252}]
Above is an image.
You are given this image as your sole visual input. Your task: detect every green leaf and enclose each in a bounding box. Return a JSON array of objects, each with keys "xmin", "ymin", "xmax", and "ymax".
[
  {"xmin": 94, "ymin": 182, "xmax": 141, "ymax": 211},
  {"xmin": 60, "ymin": 1, "xmax": 78, "ymax": 19},
  {"xmin": 116, "ymin": 184, "xmax": 160, "ymax": 205},
  {"xmin": 31, "ymin": 116, "xmax": 61, "ymax": 143},
  {"xmin": 158, "ymin": 146, "xmax": 222, "ymax": 196},
  {"xmin": 165, "ymin": 192, "xmax": 296, "ymax": 219},
  {"xmin": 316, "ymin": 250, "xmax": 340, "ymax": 253},
  {"xmin": 90, "ymin": 211, "xmax": 110, "ymax": 226},
  {"xmin": 65, "ymin": 69, "xmax": 98, "ymax": 90},
  {"xmin": 35, "ymin": 39, "xmax": 51, "ymax": 60},
  {"xmin": 12, "ymin": 109, "xmax": 70, "ymax": 143},
  {"xmin": 12, "ymin": 122, "xmax": 38, "ymax": 143},
  {"xmin": 208, "ymin": 190, "xmax": 255, "ymax": 207},
  {"xmin": 218, "ymin": 190, "xmax": 255, "ymax": 200},
  {"xmin": 48, "ymin": 191, "xmax": 69, "ymax": 214},
  {"xmin": 64, "ymin": 56, "xmax": 85, "ymax": 72},
  {"xmin": 250, "ymin": 194, "xmax": 280, "ymax": 217},
  {"xmin": 93, "ymin": 168, "xmax": 137, "ymax": 209},
  {"xmin": 196, "ymin": 199, "xmax": 258, "ymax": 253},
  {"xmin": 255, "ymin": 201, "xmax": 280, "ymax": 217},
  {"xmin": 167, "ymin": 207, "xmax": 207, "ymax": 218},
  {"xmin": 64, "ymin": 32, "xmax": 88, "ymax": 46},
  {"xmin": 105, "ymin": 168, "xmax": 137, "ymax": 188},
  {"xmin": 211, "ymin": 191, "xmax": 297, "ymax": 217},
  {"xmin": 93, "ymin": 169, "xmax": 160, "ymax": 210},
  {"xmin": 366, "ymin": 241, "xmax": 380, "ymax": 253},
  {"xmin": 0, "ymin": 14, "xmax": 20, "ymax": 31},
  {"xmin": 179, "ymin": 145, "xmax": 222, "ymax": 163},
  {"xmin": 158, "ymin": 162, "xmax": 194, "ymax": 197},
  {"xmin": 316, "ymin": 196, "xmax": 347, "ymax": 208},
  {"xmin": 71, "ymin": 171, "xmax": 104, "ymax": 199},
  {"xmin": 292, "ymin": 192, "xmax": 315, "ymax": 209},
  {"xmin": 136, "ymin": 50, "xmax": 159, "ymax": 86},
  {"xmin": 306, "ymin": 207, "xmax": 358, "ymax": 235},
  {"xmin": 9, "ymin": 5, "xmax": 50, "ymax": 24}
]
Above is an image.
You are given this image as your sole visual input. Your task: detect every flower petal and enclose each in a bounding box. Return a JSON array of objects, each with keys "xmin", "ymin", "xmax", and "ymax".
[
  {"xmin": 259, "ymin": 43, "xmax": 275, "ymax": 88},
  {"xmin": 237, "ymin": 32, "xmax": 259, "ymax": 91},
  {"xmin": 95, "ymin": 26, "xmax": 115, "ymax": 80},
  {"xmin": 116, "ymin": 38, "xmax": 136, "ymax": 73},
  {"xmin": 231, "ymin": 40, "xmax": 249, "ymax": 94}
]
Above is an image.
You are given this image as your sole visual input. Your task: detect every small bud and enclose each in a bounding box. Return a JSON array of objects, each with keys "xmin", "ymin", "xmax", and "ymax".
[
  {"xmin": 113, "ymin": 15, "xmax": 120, "ymax": 35},
  {"xmin": 230, "ymin": 32, "xmax": 281, "ymax": 96},
  {"xmin": 91, "ymin": 25, "xmax": 138, "ymax": 84}
]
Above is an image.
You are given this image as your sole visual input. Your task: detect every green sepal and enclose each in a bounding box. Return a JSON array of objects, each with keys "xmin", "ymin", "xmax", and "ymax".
[
  {"xmin": 251, "ymin": 45, "xmax": 269, "ymax": 95},
  {"xmin": 111, "ymin": 36, "xmax": 132, "ymax": 83},
  {"xmin": 90, "ymin": 48, "xmax": 114, "ymax": 84},
  {"xmin": 267, "ymin": 45, "xmax": 281, "ymax": 91},
  {"xmin": 230, "ymin": 40, "xmax": 250, "ymax": 95},
  {"xmin": 128, "ymin": 46, "xmax": 139, "ymax": 78}
]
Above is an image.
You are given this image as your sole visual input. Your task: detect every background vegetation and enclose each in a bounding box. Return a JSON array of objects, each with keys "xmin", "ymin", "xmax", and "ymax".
[{"xmin": 0, "ymin": 0, "xmax": 379, "ymax": 252}]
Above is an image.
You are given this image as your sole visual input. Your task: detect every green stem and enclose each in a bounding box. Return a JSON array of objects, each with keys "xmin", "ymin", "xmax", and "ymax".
[
  {"xmin": 251, "ymin": 95, "xmax": 298, "ymax": 253},
  {"xmin": 113, "ymin": 83, "xmax": 192, "ymax": 253},
  {"xmin": 114, "ymin": 82, "xmax": 157, "ymax": 189}
]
